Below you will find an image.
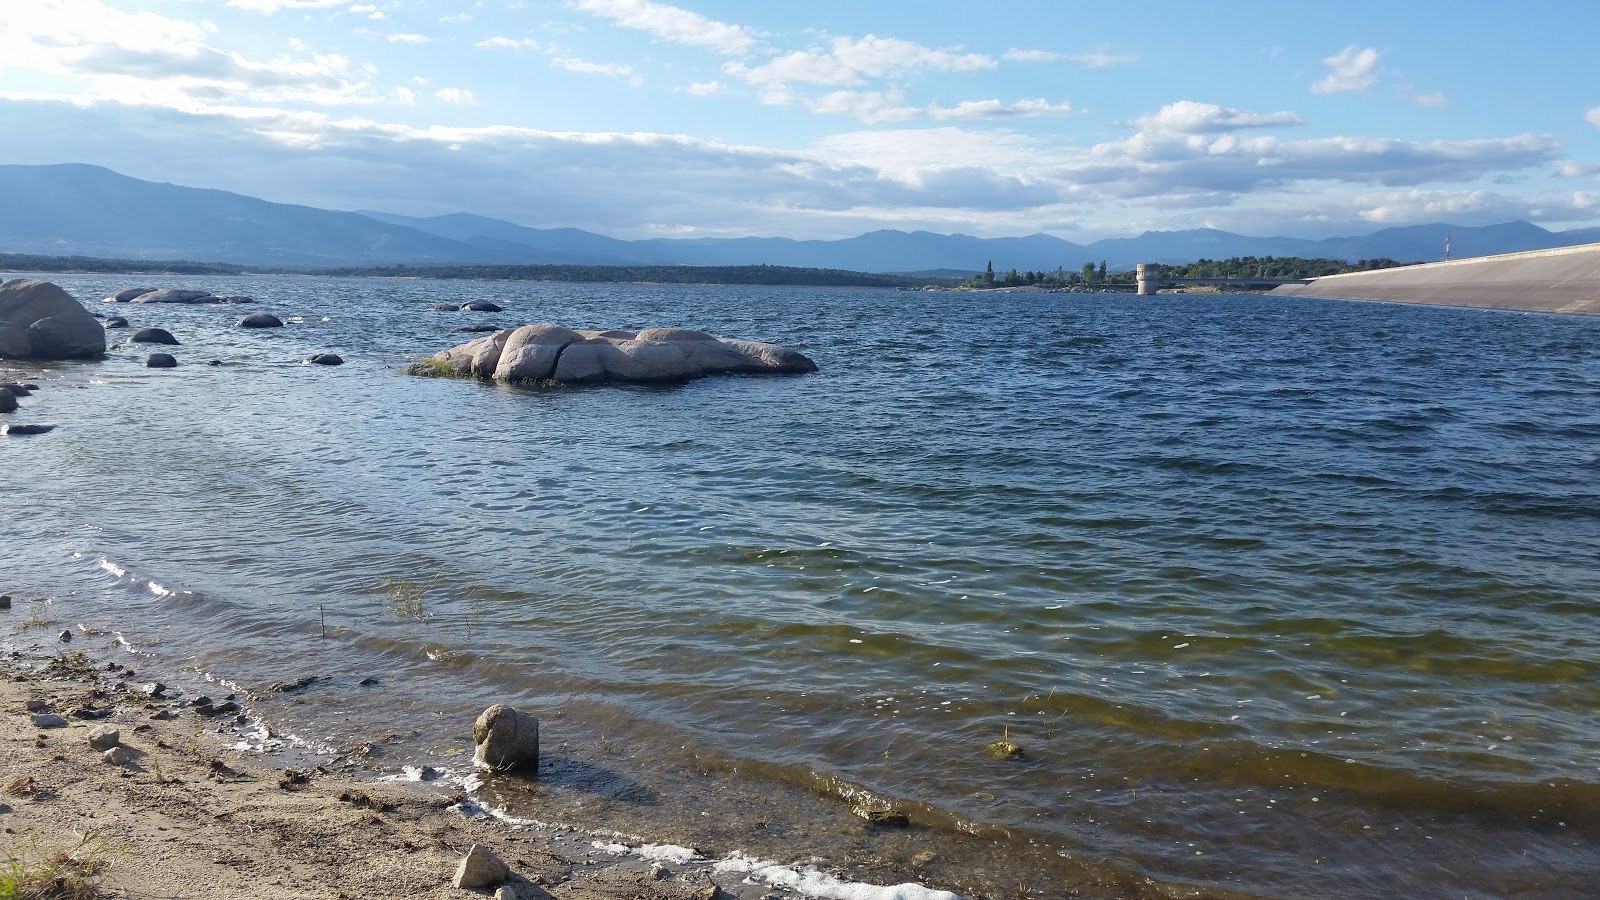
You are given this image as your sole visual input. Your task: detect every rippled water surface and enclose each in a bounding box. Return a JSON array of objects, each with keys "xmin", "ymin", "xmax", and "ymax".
[{"xmin": 6, "ymin": 275, "xmax": 1599, "ymax": 899}]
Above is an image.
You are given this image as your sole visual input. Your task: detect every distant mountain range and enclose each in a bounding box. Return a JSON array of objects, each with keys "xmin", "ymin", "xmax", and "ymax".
[{"xmin": 4, "ymin": 163, "xmax": 1598, "ymax": 274}]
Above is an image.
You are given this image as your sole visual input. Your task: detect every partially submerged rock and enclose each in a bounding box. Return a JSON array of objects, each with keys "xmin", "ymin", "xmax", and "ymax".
[
  {"xmin": 130, "ymin": 289, "xmax": 222, "ymax": 304},
  {"xmin": 145, "ymin": 353, "xmax": 178, "ymax": 368},
  {"xmin": 473, "ymin": 704, "xmax": 539, "ymax": 773},
  {"xmin": 237, "ymin": 313, "xmax": 283, "ymax": 328},
  {"xmin": 0, "ymin": 279, "xmax": 107, "ymax": 360},
  {"xmin": 303, "ymin": 353, "xmax": 343, "ymax": 366},
  {"xmin": 130, "ymin": 327, "xmax": 179, "ymax": 345},
  {"xmin": 417, "ymin": 324, "xmax": 816, "ymax": 386}
]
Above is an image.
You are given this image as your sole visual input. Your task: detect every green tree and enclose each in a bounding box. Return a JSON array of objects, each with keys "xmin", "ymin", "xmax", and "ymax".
[
  {"xmin": 1081, "ymin": 261, "xmax": 1097, "ymax": 284},
  {"xmin": 984, "ymin": 260, "xmax": 995, "ymax": 286},
  {"xmin": 1097, "ymin": 260, "xmax": 1108, "ymax": 282}
]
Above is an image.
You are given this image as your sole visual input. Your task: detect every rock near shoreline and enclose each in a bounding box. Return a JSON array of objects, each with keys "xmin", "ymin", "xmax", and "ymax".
[
  {"xmin": 0, "ymin": 279, "xmax": 107, "ymax": 360},
  {"xmin": 418, "ymin": 325, "xmax": 816, "ymax": 386}
]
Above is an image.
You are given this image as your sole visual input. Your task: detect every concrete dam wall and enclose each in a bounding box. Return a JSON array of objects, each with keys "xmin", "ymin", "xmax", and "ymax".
[{"xmin": 1269, "ymin": 243, "xmax": 1600, "ymax": 315}]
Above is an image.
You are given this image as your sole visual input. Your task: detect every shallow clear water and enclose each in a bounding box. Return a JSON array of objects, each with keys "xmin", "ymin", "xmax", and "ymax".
[{"xmin": 5, "ymin": 274, "xmax": 1599, "ymax": 899}]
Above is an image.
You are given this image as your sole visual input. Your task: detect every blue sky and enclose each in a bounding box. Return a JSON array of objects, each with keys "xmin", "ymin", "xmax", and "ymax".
[{"xmin": 1, "ymin": 0, "xmax": 1596, "ymax": 241}]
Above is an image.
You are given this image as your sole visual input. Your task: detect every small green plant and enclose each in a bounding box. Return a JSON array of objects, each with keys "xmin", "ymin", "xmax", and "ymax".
[
  {"xmin": 986, "ymin": 726, "xmax": 1024, "ymax": 761},
  {"xmin": 17, "ymin": 603, "xmax": 55, "ymax": 631},
  {"xmin": 44, "ymin": 651, "xmax": 95, "ymax": 680},
  {"xmin": 382, "ymin": 576, "xmax": 433, "ymax": 623},
  {"xmin": 403, "ymin": 358, "xmax": 453, "ymax": 378},
  {"xmin": 1, "ymin": 831, "xmax": 123, "ymax": 899}
]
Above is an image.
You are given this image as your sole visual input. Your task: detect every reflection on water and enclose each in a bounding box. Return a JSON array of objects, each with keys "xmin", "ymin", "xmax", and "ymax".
[{"xmin": 5, "ymin": 274, "xmax": 1600, "ymax": 898}]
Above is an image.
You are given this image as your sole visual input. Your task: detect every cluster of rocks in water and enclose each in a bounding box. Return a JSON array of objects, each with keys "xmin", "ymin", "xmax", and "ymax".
[
  {"xmin": 103, "ymin": 287, "xmax": 255, "ymax": 305},
  {"xmin": 419, "ymin": 324, "xmax": 817, "ymax": 385}
]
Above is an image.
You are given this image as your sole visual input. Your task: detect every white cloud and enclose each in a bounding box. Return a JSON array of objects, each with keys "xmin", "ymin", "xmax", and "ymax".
[
  {"xmin": 1135, "ymin": 101, "xmax": 1302, "ymax": 135},
  {"xmin": 1412, "ymin": 91, "xmax": 1450, "ymax": 109},
  {"xmin": 1067, "ymin": 48, "xmax": 1139, "ymax": 69},
  {"xmin": 476, "ymin": 36, "xmax": 541, "ymax": 50},
  {"xmin": 226, "ymin": 0, "xmax": 345, "ymax": 11},
  {"xmin": 394, "ymin": 85, "xmax": 416, "ymax": 106},
  {"xmin": 387, "ymin": 34, "xmax": 430, "ymax": 45},
  {"xmin": 1311, "ymin": 45, "xmax": 1381, "ymax": 95},
  {"xmin": 573, "ymin": 0, "xmax": 755, "ymax": 55},
  {"xmin": 439, "ymin": 13, "xmax": 473, "ymax": 23},
  {"xmin": 435, "ymin": 87, "xmax": 477, "ymax": 106},
  {"xmin": 1003, "ymin": 49, "xmax": 1063, "ymax": 63},
  {"xmin": 686, "ymin": 80, "xmax": 725, "ymax": 96},
  {"xmin": 929, "ymin": 98, "xmax": 1071, "ymax": 120},
  {"xmin": 1586, "ymin": 106, "xmax": 1600, "ymax": 128},
  {"xmin": 0, "ymin": 0, "xmax": 373, "ymax": 108},
  {"xmin": 550, "ymin": 56, "xmax": 633, "ymax": 78},
  {"xmin": 731, "ymin": 35, "xmax": 994, "ymax": 89},
  {"xmin": 1557, "ymin": 159, "xmax": 1600, "ymax": 178}
]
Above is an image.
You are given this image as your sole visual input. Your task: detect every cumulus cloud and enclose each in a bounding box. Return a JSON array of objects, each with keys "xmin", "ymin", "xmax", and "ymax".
[
  {"xmin": 1412, "ymin": 91, "xmax": 1450, "ymax": 109},
  {"xmin": 434, "ymin": 87, "xmax": 477, "ymax": 105},
  {"xmin": 573, "ymin": 0, "xmax": 755, "ymax": 55},
  {"xmin": 387, "ymin": 34, "xmax": 430, "ymax": 45},
  {"xmin": 1135, "ymin": 101, "xmax": 1301, "ymax": 135},
  {"xmin": 0, "ymin": 0, "xmax": 372, "ymax": 107},
  {"xmin": 686, "ymin": 80, "xmax": 725, "ymax": 96},
  {"xmin": 1587, "ymin": 106, "xmax": 1600, "ymax": 128},
  {"xmin": 1311, "ymin": 45, "xmax": 1381, "ymax": 95}
]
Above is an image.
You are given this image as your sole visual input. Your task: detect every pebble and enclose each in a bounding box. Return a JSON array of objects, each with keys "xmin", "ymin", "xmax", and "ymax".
[
  {"xmin": 24, "ymin": 699, "xmax": 46, "ymax": 712},
  {"xmin": 103, "ymin": 746, "xmax": 130, "ymax": 766},
  {"xmin": 88, "ymin": 724, "xmax": 121, "ymax": 750}
]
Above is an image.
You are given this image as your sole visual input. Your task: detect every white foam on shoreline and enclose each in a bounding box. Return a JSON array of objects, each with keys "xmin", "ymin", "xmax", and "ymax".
[{"xmin": 589, "ymin": 843, "xmax": 964, "ymax": 900}]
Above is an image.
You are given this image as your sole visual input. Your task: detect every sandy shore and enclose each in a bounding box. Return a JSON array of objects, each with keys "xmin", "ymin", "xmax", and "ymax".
[{"xmin": 0, "ymin": 644, "xmax": 809, "ymax": 900}]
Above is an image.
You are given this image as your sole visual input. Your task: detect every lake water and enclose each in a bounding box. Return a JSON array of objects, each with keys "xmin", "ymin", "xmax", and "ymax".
[{"xmin": 5, "ymin": 274, "xmax": 1598, "ymax": 899}]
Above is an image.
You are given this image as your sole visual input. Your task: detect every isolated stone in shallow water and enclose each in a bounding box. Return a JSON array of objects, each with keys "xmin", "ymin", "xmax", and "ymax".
[
  {"xmin": 0, "ymin": 392, "xmax": 15, "ymax": 414},
  {"xmin": 104, "ymin": 287, "xmax": 155, "ymax": 303},
  {"xmin": 473, "ymin": 704, "xmax": 539, "ymax": 773},
  {"xmin": 237, "ymin": 312, "xmax": 283, "ymax": 328},
  {"xmin": 130, "ymin": 327, "xmax": 179, "ymax": 345},
  {"xmin": 145, "ymin": 353, "xmax": 177, "ymax": 368},
  {"xmin": 302, "ymin": 353, "xmax": 343, "ymax": 366},
  {"xmin": 3, "ymin": 424, "xmax": 56, "ymax": 435},
  {"xmin": 102, "ymin": 316, "xmax": 128, "ymax": 328},
  {"xmin": 422, "ymin": 323, "xmax": 817, "ymax": 386}
]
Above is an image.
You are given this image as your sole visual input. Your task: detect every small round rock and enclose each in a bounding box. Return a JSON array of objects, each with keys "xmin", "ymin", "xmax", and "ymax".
[
  {"xmin": 302, "ymin": 353, "xmax": 343, "ymax": 366},
  {"xmin": 237, "ymin": 313, "xmax": 283, "ymax": 328},
  {"xmin": 129, "ymin": 327, "xmax": 180, "ymax": 345},
  {"xmin": 145, "ymin": 353, "xmax": 178, "ymax": 368}
]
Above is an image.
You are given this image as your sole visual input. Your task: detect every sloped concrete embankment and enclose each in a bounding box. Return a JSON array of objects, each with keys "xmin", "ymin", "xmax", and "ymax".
[{"xmin": 1269, "ymin": 243, "xmax": 1600, "ymax": 315}]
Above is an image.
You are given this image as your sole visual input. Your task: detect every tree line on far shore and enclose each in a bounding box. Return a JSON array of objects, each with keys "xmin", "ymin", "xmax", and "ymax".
[{"xmin": 964, "ymin": 255, "xmax": 1418, "ymax": 288}]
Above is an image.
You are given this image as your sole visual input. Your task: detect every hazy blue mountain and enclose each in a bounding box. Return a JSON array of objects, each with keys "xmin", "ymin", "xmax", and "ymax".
[
  {"xmin": 0, "ymin": 163, "xmax": 541, "ymax": 266},
  {"xmin": 3, "ymin": 163, "xmax": 1597, "ymax": 272},
  {"xmin": 355, "ymin": 210, "xmax": 633, "ymax": 264}
]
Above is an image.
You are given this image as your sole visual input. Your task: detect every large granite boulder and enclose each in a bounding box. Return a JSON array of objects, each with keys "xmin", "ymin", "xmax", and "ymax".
[
  {"xmin": 0, "ymin": 279, "xmax": 107, "ymax": 360},
  {"xmin": 418, "ymin": 323, "xmax": 816, "ymax": 386},
  {"xmin": 237, "ymin": 313, "xmax": 283, "ymax": 328}
]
